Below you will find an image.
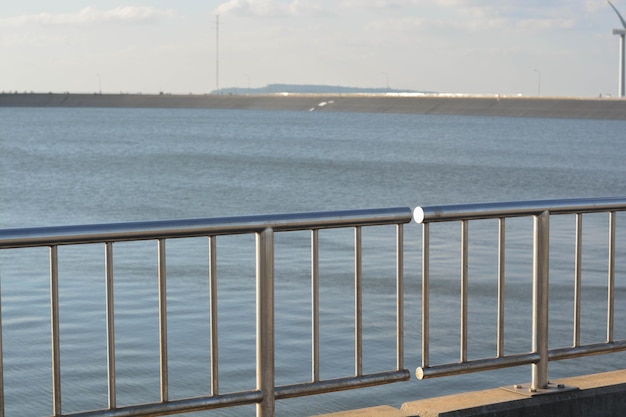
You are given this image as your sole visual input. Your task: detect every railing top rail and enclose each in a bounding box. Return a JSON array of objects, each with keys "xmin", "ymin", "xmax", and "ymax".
[
  {"xmin": 414, "ymin": 196, "xmax": 626, "ymax": 223},
  {"xmin": 0, "ymin": 207, "xmax": 412, "ymax": 249}
]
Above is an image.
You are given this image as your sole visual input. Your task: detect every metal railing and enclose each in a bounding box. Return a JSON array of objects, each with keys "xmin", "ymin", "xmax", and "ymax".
[
  {"xmin": 2, "ymin": 196, "xmax": 626, "ymax": 417},
  {"xmin": 0, "ymin": 208, "xmax": 412, "ymax": 417},
  {"xmin": 415, "ymin": 196, "xmax": 626, "ymax": 393}
]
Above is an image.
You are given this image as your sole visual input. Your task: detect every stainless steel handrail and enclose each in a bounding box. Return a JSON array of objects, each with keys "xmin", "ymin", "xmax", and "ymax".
[
  {"xmin": 414, "ymin": 196, "xmax": 626, "ymax": 393},
  {"xmin": 4, "ymin": 197, "xmax": 625, "ymax": 416},
  {"xmin": 0, "ymin": 207, "xmax": 411, "ymax": 249},
  {"xmin": 414, "ymin": 196, "xmax": 626, "ymax": 223},
  {"xmin": 0, "ymin": 207, "xmax": 412, "ymax": 417}
]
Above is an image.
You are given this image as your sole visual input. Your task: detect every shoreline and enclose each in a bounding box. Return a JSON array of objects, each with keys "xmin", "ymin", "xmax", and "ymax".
[{"xmin": 2, "ymin": 92, "xmax": 626, "ymax": 119}]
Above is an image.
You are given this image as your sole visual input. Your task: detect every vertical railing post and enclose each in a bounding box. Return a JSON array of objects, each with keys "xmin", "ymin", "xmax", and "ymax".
[
  {"xmin": 574, "ymin": 214, "xmax": 583, "ymax": 347},
  {"xmin": 257, "ymin": 228, "xmax": 275, "ymax": 417},
  {"xmin": 531, "ymin": 211, "xmax": 550, "ymax": 391},
  {"xmin": 157, "ymin": 239, "xmax": 168, "ymax": 403},
  {"xmin": 49, "ymin": 245, "xmax": 62, "ymax": 416},
  {"xmin": 421, "ymin": 223, "xmax": 430, "ymax": 371},
  {"xmin": 104, "ymin": 242, "xmax": 116, "ymax": 410},
  {"xmin": 209, "ymin": 236, "xmax": 219, "ymax": 396},
  {"xmin": 354, "ymin": 226, "xmax": 363, "ymax": 377},
  {"xmin": 460, "ymin": 221, "xmax": 469, "ymax": 363},
  {"xmin": 0, "ymin": 271, "xmax": 4, "ymax": 417},
  {"xmin": 607, "ymin": 212, "xmax": 616, "ymax": 343},
  {"xmin": 396, "ymin": 224, "xmax": 405, "ymax": 371},
  {"xmin": 311, "ymin": 229, "xmax": 320, "ymax": 382},
  {"xmin": 497, "ymin": 218, "xmax": 506, "ymax": 358}
]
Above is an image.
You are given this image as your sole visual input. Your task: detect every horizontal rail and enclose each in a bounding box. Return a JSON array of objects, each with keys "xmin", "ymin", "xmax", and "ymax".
[
  {"xmin": 414, "ymin": 196, "xmax": 626, "ymax": 223},
  {"xmin": 275, "ymin": 370, "xmax": 411, "ymax": 399},
  {"xmin": 0, "ymin": 207, "xmax": 412, "ymax": 249},
  {"xmin": 59, "ymin": 370, "xmax": 412, "ymax": 417},
  {"xmin": 418, "ymin": 339, "xmax": 626, "ymax": 380},
  {"xmin": 417, "ymin": 352, "xmax": 540, "ymax": 380},
  {"xmin": 64, "ymin": 390, "xmax": 263, "ymax": 417},
  {"xmin": 549, "ymin": 340, "xmax": 626, "ymax": 362}
]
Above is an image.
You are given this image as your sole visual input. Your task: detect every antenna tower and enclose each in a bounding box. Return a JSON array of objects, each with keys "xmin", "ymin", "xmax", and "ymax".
[{"xmin": 216, "ymin": 15, "xmax": 220, "ymax": 93}]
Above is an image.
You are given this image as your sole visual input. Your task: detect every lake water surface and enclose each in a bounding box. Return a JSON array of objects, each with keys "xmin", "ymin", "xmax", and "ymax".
[{"xmin": 1, "ymin": 108, "xmax": 626, "ymax": 416}]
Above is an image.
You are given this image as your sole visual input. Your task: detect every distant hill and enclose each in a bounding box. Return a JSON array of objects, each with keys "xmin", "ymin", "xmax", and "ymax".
[{"xmin": 212, "ymin": 83, "xmax": 427, "ymax": 95}]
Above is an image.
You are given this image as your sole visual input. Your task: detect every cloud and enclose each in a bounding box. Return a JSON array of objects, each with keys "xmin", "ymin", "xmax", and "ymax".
[
  {"xmin": 1, "ymin": 7, "xmax": 176, "ymax": 27},
  {"xmin": 516, "ymin": 18, "xmax": 576, "ymax": 30},
  {"xmin": 339, "ymin": 0, "xmax": 420, "ymax": 8},
  {"xmin": 348, "ymin": 0, "xmax": 583, "ymax": 33},
  {"xmin": 215, "ymin": 0, "xmax": 326, "ymax": 17}
]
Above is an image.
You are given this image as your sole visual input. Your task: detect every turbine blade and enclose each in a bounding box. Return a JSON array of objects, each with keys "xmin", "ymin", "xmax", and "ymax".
[{"xmin": 608, "ymin": 0, "xmax": 626, "ymax": 29}]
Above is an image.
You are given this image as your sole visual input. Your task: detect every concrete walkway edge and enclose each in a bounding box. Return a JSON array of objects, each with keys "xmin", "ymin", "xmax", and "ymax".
[{"xmin": 310, "ymin": 370, "xmax": 626, "ymax": 417}]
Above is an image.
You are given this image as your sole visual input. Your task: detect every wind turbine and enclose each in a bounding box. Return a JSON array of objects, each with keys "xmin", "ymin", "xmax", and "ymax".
[{"xmin": 608, "ymin": 0, "xmax": 626, "ymax": 97}]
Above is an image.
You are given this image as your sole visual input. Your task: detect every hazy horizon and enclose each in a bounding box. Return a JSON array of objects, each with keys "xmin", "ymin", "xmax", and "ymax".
[{"xmin": 2, "ymin": 1, "xmax": 626, "ymax": 98}]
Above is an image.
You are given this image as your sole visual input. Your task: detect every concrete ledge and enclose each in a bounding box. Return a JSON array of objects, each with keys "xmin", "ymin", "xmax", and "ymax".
[
  {"xmin": 311, "ymin": 405, "xmax": 406, "ymax": 417},
  {"xmin": 401, "ymin": 370, "xmax": 626, "ymax": 417},
  {"xmin": 309, "ymin": 371, "xmax": 626, "ymax": 417}
]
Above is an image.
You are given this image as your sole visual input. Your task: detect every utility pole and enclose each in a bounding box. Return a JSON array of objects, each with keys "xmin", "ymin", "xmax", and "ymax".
[{"xmin": 216, "ymin": 15, "xmax": 220, "ymax": 94}]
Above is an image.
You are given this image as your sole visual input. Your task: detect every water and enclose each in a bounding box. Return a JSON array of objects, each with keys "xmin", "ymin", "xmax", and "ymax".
[{"xmin": 1, "ymin": 107, "xmax": 626, "ymax": 416}]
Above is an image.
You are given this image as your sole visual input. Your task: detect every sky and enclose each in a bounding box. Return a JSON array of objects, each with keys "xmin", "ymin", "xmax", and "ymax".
[{"xmin": 1, "ymin": 0, "xmax": 626, "ymax": 97}]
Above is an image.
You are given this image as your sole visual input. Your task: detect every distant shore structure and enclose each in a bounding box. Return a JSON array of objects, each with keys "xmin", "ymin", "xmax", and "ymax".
[
  {"xmin": 608, "ymin": 0, "xmax": 626, "ymax": 97},
  {"xmin": 210, "ymin": 83, "xmax": 426, "ymax": 95}
]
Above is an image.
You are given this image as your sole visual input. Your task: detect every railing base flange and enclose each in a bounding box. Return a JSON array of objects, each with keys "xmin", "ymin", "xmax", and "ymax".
[{"xmin": 501, "ymin": 382, "xmax": 579, "ymax": 397}]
